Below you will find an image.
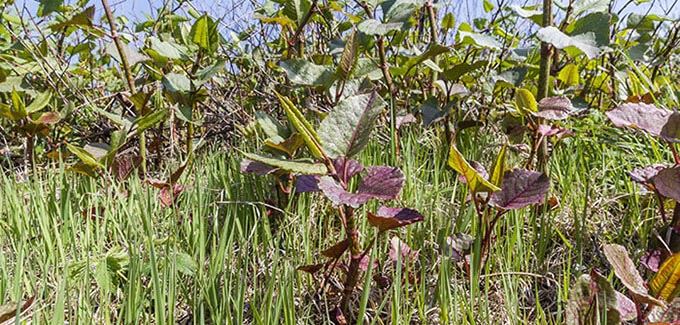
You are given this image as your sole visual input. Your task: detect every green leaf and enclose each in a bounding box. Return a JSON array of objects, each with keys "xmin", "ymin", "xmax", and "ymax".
[
  {"xmin": 515, "ymin": 88, "xmax": 537, "ymax": 115},
  {"xmin": 162, "ymin": 73, "xmax": 192, "ymax": 94},
  {"xmin": 280, "ymin": 59, "xmax": 335, "ymax": 87},
  {"xmin": 255, "ymin": 111, "xmax": 290, "ymax": 139},
  {"xmin": 483, "ymin": 0, "xmax": 494, "ymax": 13},
  {"xmin": 10, "ymin": 89, "xmax": 26, "ymax": 120},
  {"xmin": 242, "ymin": 152, "xmax": 327, "ymax": 174},
  {"xmin": 149, "ymin": 37, "xmax": 189, "ymax": 60},
  {"xmin": 335, "ymin": 31, "xmax": 359, "ymax": 82},
  {"xmin": 284, "ymin": 0, "xmax": 312, "ymax": 25},
  {"xmin": 490, "ymin": 143, "xmax": 507, "ymax": 187},
  {"xmin": 318, "ymin": 92, "xmax": 386, "ymax": 158},
  {"xmin": 357, "ymin": 19, "xmax": 404, "ymax": 36},
  {"xmin": 567, "ymin": 12, "xmax": 611, "ymax": 47},
  {"xmin": 135, "ymin": 109, "xmax": 167, "ymax": 133},
  {"xmin": 557, "ymin": 64, "xmax": 580, "ymax": 86},
  {"xmin": 190, "ymin": 14, "xmax": 219, "ymax": 54},
  {"xmin": 572, "ymin": 0, "xmax": 611, "ymax": 17},
  {"xmin": 448, "ymin": 143, "xmax": 500, "ymax": 193},
  {"xmin": 275, "ymin": 91, "xmax": 325, "ymax": 159},
  {"xmin": 25, "ymin": 91, "xmax": 52, "ymax": 114},
  {"xmin": 171, "ymin": 251, "xmax": 197, "ymax": 276},
  {"xmin": 391, "ymin": 44, "xmax": 449, "ymax": 76},
  {"xmin": 536, "ymin": 26, "xmax": 603, "ymax": 59},
  {"xmin": 67, "ymin": 144, "xmax": 105, "ymax": 168},
  {"xmin": 38, "ymin": 0, "xmax": 63, "ymax": 16},
  {"xmin": 651, "ymin": 252, "xmax": 680, "ymax": 302},
  {"xmin": 49, "ymin": 6, "xmax": 94, "ymax": 31},
  {"xmin": 459, "ymin": 31, "xmax": 501, "ymax": 49},
  {"xmin": 105, "ymin": 42, "xmax": 150, "ymax": 67}
]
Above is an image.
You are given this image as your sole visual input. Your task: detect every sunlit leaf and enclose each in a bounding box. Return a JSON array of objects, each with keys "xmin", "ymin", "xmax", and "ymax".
[
  {"xmin": 651, "ymin": 251, "xmax": 680, "ymax": 302},
  {"xmin": 515, "ymin": 88, "xmax": 537, "ymax": 114},
  {"xmin": 459, "ymin": 31, "xmax": 501, "ymax": 49},
  {"xmin": 67, "ymin": 144, "xmax": 104, "ymax": 168},
  {"xmin": 162, "ymin": 73, "xmax": 191, "ymax": 94},
  {"xmin": 490, "ymin": 143, "xmax": 507, "ymax": 187},
  {"xmin": 25, "ymin": 91, "xmax": 52, "ymax": 114},
  {"xmin": 280, "ymin": 59, "xmax": 334, "ymax": 87},
  {"xmin": 557, "ymin": 64, "xmax": 580, "ymax": 86},
  {"xmin": 357, "ymin": 19, "xmax": 404, "ymax": 36},
  {"xmin": 532, "ymin": 96, "xmax": 574, "ymax": 121},
  {"xmin": 448, "ymin": 143, "xmax": 500, "ymax": 193},
  {"xmin": 606, "ymin": 103, "xmax": 674, "ymax": 138},
  {"xmin": 242, "ymin": 152, "xmax": 327, "ymax": 174},
  {"xmin": 537, "ymin": 26, "xmax": 603, "ymax": 59},
  {"xmin": 489, "ymin": 169, "xmax": 549, "ymax": 210},
  {"xmin": 367, "ymin": 207, "xmax": 424, "ymax": 232},
  {"xmin": 190, "ymin": 14, "xmax": 219, "ymax": 54},
  {"xmin": 603, "ymin": 244, "xmax": 665, "ymax": 306}
]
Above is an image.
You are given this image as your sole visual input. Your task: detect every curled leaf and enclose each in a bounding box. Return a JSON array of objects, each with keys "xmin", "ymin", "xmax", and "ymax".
[{"xmin": 367, "ymin": 207, "xmax": 424, "ymax": 232}]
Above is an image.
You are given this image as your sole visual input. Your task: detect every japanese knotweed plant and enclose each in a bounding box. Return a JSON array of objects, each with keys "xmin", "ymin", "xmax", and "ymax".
[
  {"xmin": 565, "ymin": 243, "xmax": 680, "ymax": 324},
  {"xmin": 606, "ymin": 103, "xmax": 680, "ymax": 263},
  {"xmin": 241, "ymin": 91, "xmax": 424, "ymax": 320}
]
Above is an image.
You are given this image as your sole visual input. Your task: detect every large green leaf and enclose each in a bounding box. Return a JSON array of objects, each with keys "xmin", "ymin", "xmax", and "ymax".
[
  {"xmin": 357, "ymin": 19, "xmax": 404, "ymax": 36},
  {"xmin": 459, "ymin": 31, "xmax": 501, "ymax": 50},
  {"xmin": 49, "ymin": 6, "xmax": 94, "ymax": 31},
  {"xmin": 318, "ymin": 92, "xmax": 385, "ymax": 158},
  {"xmin": 275, "ymin": 92, "xmax": 325, "ymax": 159},
  {"xmin": 135, "ymin": 109, "xmax": 167, "ymax": 133},
  {"xmin": 190, "ymin": 14, "xmax": 219, "ymax": 54},
  {"xmin": 67, "ymin": 144, "xmax": 104, "ymax": 168},
  {"xmin": 536, "ymin": 26, "xmax": 602, "ymax": 59},
  {"xmin": 283, "ymin": 0, "xmax": 312, "ymax": 25},
  {"xmin": 242, "ymin": 152, "xmax": 327, "ymax": 174},
  {"xmin": 280, "ymin": 59, "xmax": 334, "ymax": 87},
  {"xmin": 162, "ymin": 73, "xmax": 191, "ymax": 94},
  {"xmin": 25, "ymin": 91, "xmax": 52, "ymax": 114},
  {"xmin": 448, "ymin": 144, "xmax": 500, "ymax": 193}
]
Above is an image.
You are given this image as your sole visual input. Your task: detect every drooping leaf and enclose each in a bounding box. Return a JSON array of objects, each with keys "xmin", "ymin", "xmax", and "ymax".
[
  {"xmin": 135, "ymin": 109, "xmax": 167, "ymax": 133},
  {"xmin": 653, "ymin": 167, "xmax": 680, "ymax": 201},
  {"xmin": 651, "ymin": 251, "xmax": 680, "ymax": 302},
  {"xmin": 321, "ymin": 239, "xmax": 350, "ymax": 258},
  {"xmin": 49, "ymin": 6, "xmax": 94, "ymax": 31},
  {"xmin": 457, "ymin": 160, "xmax": 488, "ymax": 184},
  {"xmin": 264, "ymin": 134, "xmax": 305, "ymax": 157},
  {"xmin": 367, "ymin": 207, "xmax": 424, "ymax": 232},
  {"xmin": 0, "ymin": 294, "xmax": 36, "ymax": 323},
  {"xmin": 280, "ymin": 59, "xmax": 334, "ymax": 87},
  {"xmin": 241, "ymin": 152, "xmax": 327, "ymax": 175},
  {"xmin": 629, "ymin": 164, "xmax": 665, "ymax": 186},
  {"xmin": 606, "ymin": 102, "xmax": 674, "ymax": 138},
  {"xmin": 532, "ymin": 96, "xmax": 574, "ymax": 120},
  {"xmin": 603, "ymin": 244, "xmax": 665, "ymax": 307},
  {"xmin": 275, "ymin": 92, "xmax": 325, "ymax": 159},
  {"xmin": 318, "ymin": 92, "xmax": 385, "ymax": 158},
  {"xmin": 356, "ymin": 19, "xmax": 404, "ymax": 36},
  {"xmin": 489, "ymin": 169, "xmax": 549, "ymax": 210},
  {"xmin": 536, "ymin": 26, "xmax": 603, "ymax": 59},
  {"xmin": 448, "ymin": 143, "xmax": 500, "ymax": 193}
]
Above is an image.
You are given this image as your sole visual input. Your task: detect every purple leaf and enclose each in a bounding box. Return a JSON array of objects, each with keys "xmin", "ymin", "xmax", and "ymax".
[
  {"xmin": 615, "ymin": 291, "xmax": 637, "ymax": 322},
  {"xmin": 367, "ymin": 207, "xmax": 424, "ymax": 232},
  {"xmin": 319, "ymin": 166, "xmax": 404, "ymax": 207},
  {"xmin": 333, "ymin": 157, "xmax": 363, "ymax": 181},
  {"xmin": 240, "ymin": 159, "xmax": 277, "ymax": 175},
  {"xmin": 653, "ymin": 166, "xmax": 680, "ymax": 201},
  {"xmin": 605, "ymin": 102, "xmax": 675, "ymax": 138},
  {"xmin": 532, "ymin": 96, "xmax": 573, "ymax": 120},
  {"xmin": 661, "ymin": 113, "xmax": 680, "ymax": 142},
  {"xmin": 358, "ymin": 255, "xmax": 378, "ymax": 271},
  {"xmin": 538, "ymin": 124, "xmax": 574, "ymax": 138},
  {"xmin": 357, "ymin": 166, "xmax": 405, "ymax": 199},
  {"xmin": 641, "ymin": 248, "xmax": 664, "ymax": 272},
  {"xmin": 395, "ymin": 114, "xmax": 417, "ymax": 129},
  {"xmin": 295, "ymin": 175, "xmax": 320, "ymax": 193},
  {"xmin": 388, "ymin": 237, "xmax": 419, "ymax": 266},
  {"xmin": 490, "ymin": 169, "xmax": 550, "ymax": 210},
  {"xmin": 629, "ymin": 164, "xmax": 665, "ymax": 185}
]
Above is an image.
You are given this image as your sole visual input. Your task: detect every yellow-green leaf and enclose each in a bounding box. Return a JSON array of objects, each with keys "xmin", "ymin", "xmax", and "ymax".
[
  {"xmin": 448, "ymin": 143, "xmax": 500, "ymax": 193},
  {"xmin": 650, "ymin": 252, "xmax": 680, "ymax": 302},
  {"xmin": 557, "ymin": 64, "xmax": 580, "ymax": 87},
  {"xmin": 25, "ymin": 91, "xmax": 52, "ymax": 114},
  {"xmin": 67, "ymin": 144, "xmax": 104, "ymax": 168},
  {"xmin": 274, "ymin": 91, "xmax": 325, "ymax": 159},
  {"xmin": 490, "ymin": 143, "xmax": 507, "ymax": 187},
  {"xmin": 515, "ymin": 88, "xmax": 537, "ymax": 115}
]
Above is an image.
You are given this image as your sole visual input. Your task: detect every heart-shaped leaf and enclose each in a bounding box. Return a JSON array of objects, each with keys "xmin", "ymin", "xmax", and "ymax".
[
  {"xmin": 653, "ymin": 167, "xmax": 680, "ymax": 201},
  {"xmin": 490, "ymin": 169, "xmax": 549, "ymax": 210},
  {"xmin": 367, "ymin": 207, "xmax": 424, "ymax": 232},
  {"xmin": 536, "ymin": 26, "xmax": 603, "ymax": 59}
]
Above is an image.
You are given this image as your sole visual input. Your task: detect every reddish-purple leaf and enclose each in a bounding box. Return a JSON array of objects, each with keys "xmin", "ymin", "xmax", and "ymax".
[
  {"xmin": 111, "ymin": 154, "xmax": 141, "ymax": 181},
  {"xmin": 490, "ymin": 169, "xmax": 550, "ymax": 210},
  {"xmin": 396, "ymin": 114, "xmax": 417, "ymax": 129},
  {"xmin": 333, "ymin": 157, "xmax": 363, "ymax": 181},
  {"xmin": 297, "ymin": 263, "xmax": 325, "ymax": 275},
  {"xmin": 318, "ymin": 177, "xmax": 366, "ymax": 207},
  {"xmin": 332, "ymin": 307, "xmax": 348, "ymax": 325},
  {"xmin": 606, "ymin": 102, "xmax": 674, "ymax": 138},
  {"xmin": 357, "ymin": 166, "xmax": 405, "ymax": 199},
  {"xmin": 159, "ymin": 184, "xmax": 186, "ymax": 208},
  {"xmin": 603, "ymin": 243, "xmax": 665, "ymax": 307},
  {"xmin": 532, "ymin": 96, "xmax": 573, "ymax": 120},
  {"xmin": 358, "ymin": 255, "xmax": 378, "ymax": 271},
  {"xmin": 538, "ymin": 124, "xmax": 574, "ymax": 139},
  {"xmin": 295, "ymin": 174, "xmax": 320, "ymax": 193},
  {"xmin": 367, "ymin": 207, "xmax": 424, "ymax": 232},
  {"xmin": 653, "ymin": 167, "xmax": 680, "ymax": 201},
  {"xmin": 321, "ymin": 239, "xmax": 350, "ymax": 258},
  {"xmin": 240, "ymin": 159, "xmax": 277, "ymax": 175},
  {"xmin": 642, "ymin": 248, "xmax": 664, "ymax": 272},
  {"xmin": 661, "ymin": 113, "xmax": 680, "ymax": 142},
  {"xmin": 629, "ymin": 164, "xmax": 665, "ymax": 185},
  {"xmin": 388, "ymin": 237, "xmax": 418, "ymax": 266},
  {"xmin": 458, "ymin": 160, "xmax": 488, "ymax": 184},
  {"xmin": 615, "ymin": 291, "xmax": 637, "ymax": 322}
]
